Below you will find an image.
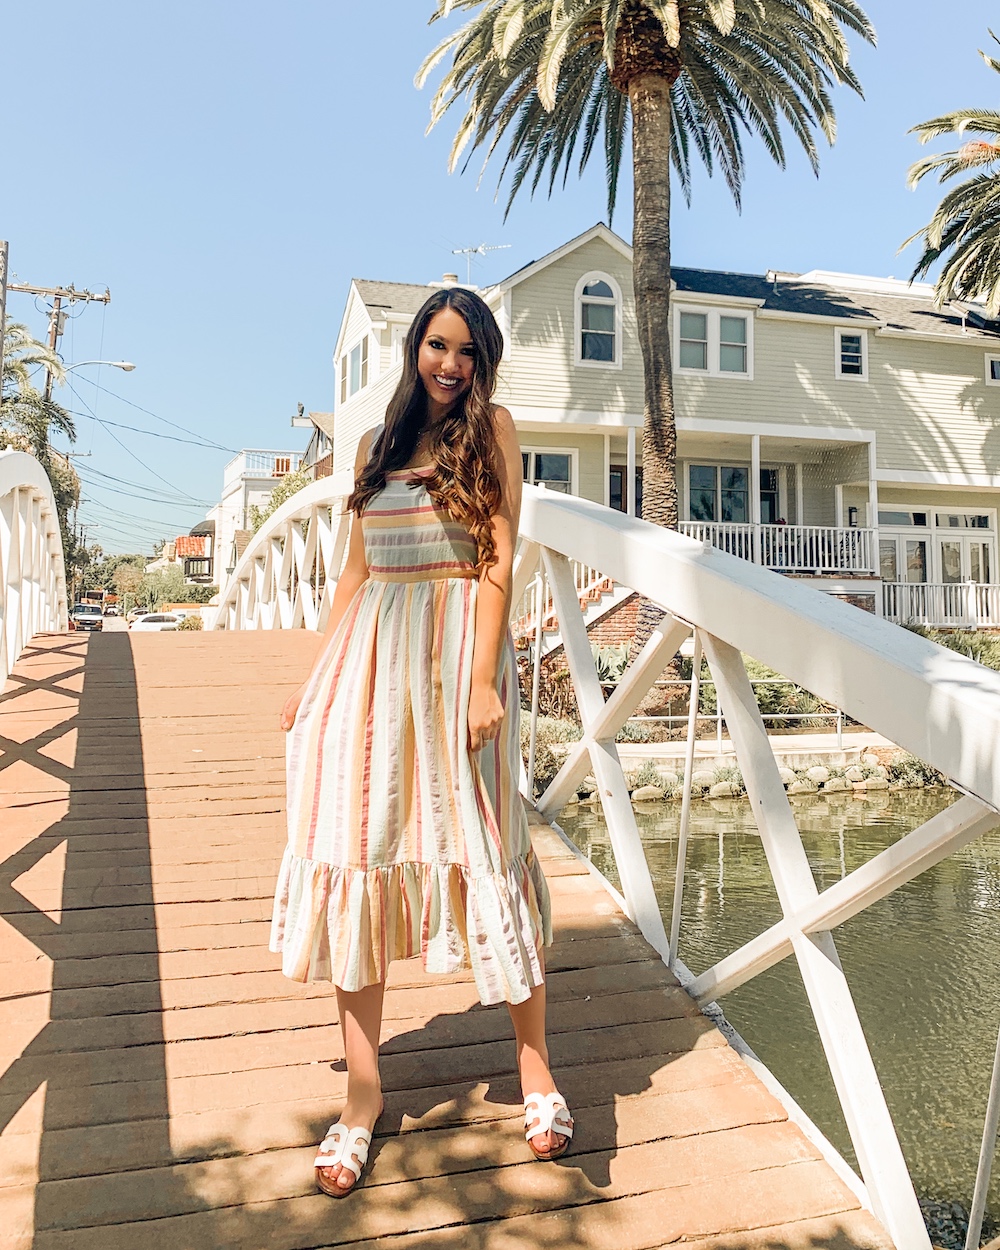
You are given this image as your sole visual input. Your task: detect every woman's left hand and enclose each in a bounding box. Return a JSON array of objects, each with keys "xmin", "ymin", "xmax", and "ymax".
[{"xmin": 468, "ymin": 681, "xmax": 504, "ymax": 752}]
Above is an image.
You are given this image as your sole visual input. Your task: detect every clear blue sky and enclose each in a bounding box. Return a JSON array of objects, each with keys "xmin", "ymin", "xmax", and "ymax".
[{"xmin": 3, "ymin": 0, "xmax": 997, "ymax": 554}]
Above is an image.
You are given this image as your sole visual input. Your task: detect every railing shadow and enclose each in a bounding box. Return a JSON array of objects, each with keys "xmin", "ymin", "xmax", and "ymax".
[{"xmin": 0, "ymin": 631, "xmax": 201, "ymax": 1244}]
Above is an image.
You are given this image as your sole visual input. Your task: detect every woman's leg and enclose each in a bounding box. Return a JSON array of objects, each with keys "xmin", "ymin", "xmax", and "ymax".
[
  {"xmin": 318, "ymin": 981, "xmax": 386, "ymax": 1191},
  {"xmin": 507, "ymin": 953, "xmax": 568, "ymax": 1156}
]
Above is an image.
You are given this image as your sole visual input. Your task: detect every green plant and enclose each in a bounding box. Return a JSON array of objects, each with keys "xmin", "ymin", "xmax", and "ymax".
[
  {"xmin": 615, "ymin": 720, "xmax": 652, "ymax": 743},
  {"xmin": 592, "ymin": 643, "xmax": 628, "ymax": 684},
  {"xmin": 177, "ymin": 614, "xmax": 203, "ymax": 631},
  {"xmin": 886, "ymin": 753, "xmax": 944, "ymax": 787},
  {"xmin": 631, "ymin": 761, "xmax": 666, "ymax": 789}
]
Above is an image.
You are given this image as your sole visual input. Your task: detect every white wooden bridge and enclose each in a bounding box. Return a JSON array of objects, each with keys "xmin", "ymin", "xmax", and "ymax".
[{"xmin": 5, "ymin": 447, "xmax": 1000, "ymax": 1249}]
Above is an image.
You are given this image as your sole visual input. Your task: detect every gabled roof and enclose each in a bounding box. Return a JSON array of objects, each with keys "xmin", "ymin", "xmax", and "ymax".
[
  {"xmin": 492, "ymin": 223, "xmax": 632, "ymax": 294},
  {"xmin": 354, "ymin": 279, "xmax": 437, "ymax": 317}
]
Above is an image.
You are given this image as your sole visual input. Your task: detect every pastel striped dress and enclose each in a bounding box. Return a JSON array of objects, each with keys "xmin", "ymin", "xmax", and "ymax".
[{"xmin": 270, "ymin": 467, "xmax": 552, "ymax": 1007}]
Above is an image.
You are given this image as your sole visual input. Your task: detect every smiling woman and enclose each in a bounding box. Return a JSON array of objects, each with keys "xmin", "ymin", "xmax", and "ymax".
[{"xmin": 271, "ymin": 286, "xmax": 573, "ymax": 1199}]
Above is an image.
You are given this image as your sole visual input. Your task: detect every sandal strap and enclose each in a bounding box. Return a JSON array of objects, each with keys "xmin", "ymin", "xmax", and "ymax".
[
  {"xmin": 314, "ymin": 1123, "xmax": 373, "ymax": 1178},
  {"xmin": 524, "ymin": 1092, "xmax": 574, "ymax": 1143}
]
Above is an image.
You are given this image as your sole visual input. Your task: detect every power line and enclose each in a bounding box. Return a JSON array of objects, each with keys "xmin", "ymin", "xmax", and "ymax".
[
  {"xmin": 75, "ymin": 468, "xmax": 214, "ymax": 509},
  {"xmin": 72, "ymin": 374, "xmax": 236, "ymax": 452},
  {"xmin": 67, "ymin": 408, "xmax": 228, "ymax": 448},
  {"xmin": 66, "ymin": 380, "xmax": 207, "ymax": 503}
]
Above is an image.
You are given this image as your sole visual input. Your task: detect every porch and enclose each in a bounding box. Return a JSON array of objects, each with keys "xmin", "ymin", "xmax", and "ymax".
[{"xmin": 679, "ymin": 520, "xmax": 877, "ymax": 574}]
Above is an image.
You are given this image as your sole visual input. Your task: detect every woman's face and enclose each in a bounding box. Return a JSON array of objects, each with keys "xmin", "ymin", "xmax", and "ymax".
[{"xmin": 417, "ymin": 308, "xmax": 475, "ymax": 418}]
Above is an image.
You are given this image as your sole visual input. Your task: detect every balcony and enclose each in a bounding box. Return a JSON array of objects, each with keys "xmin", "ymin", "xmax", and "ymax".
[
  {"xmin": 883, "ymin": 581, "xmax": 1000, "ymax": 628},
  {"xmin": 223, "ymin": 450, "xmax": 304, "ymax": 489},
  {"xmin": 679, "ymin": 521, "xmax": 877, "ymax": 574}
]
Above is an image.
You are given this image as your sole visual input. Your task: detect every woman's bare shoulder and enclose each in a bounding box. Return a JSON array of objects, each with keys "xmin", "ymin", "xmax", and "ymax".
[
  {"xmin": 355, "ymin": 424, "xmax": 383, "ymax": 468},
  {"xmin": 490, "ymin": 405, "xmax": 517, "ymax": 445}
]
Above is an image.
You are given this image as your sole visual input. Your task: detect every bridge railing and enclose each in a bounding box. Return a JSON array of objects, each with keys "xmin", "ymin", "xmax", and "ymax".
[
  {"xmin": 213, "ymin": 475, "xmax": 1000, "ymax": 1249},
  {"xmin": 0, "ymin": 450, "xmax": 67, "ymax": 687}
]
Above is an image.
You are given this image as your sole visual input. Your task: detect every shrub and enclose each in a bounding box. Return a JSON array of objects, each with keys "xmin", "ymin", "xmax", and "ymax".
[
  {"xmin": 630, "ymin": 761, "xmax": 667, "ymax": 790},
  {"xmin": 177, "ymin": 614, "xmax": 203, "ymax": 630},
  {"xmin": 886, "ymin": 753, "xmax": 944, "ymax": 787},
  {"xmin": 592, "ymin": 644, "xmax": 629, "ymax": 684},
  {"xmin": 616, "ymin": 720, "xmax": 652, "ymax": 743}
]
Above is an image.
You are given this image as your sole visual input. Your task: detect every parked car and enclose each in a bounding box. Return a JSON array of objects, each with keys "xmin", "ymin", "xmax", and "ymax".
[
  {"xmin": 69, "ymin": 603, "xmax": 104, "ymax": 632},
  {"xmin": 130, "ymin": 613, "xmax": 181, "ymax": 632},
  {"xmin": 126, "ymin": 607, "xmax": 145, "ymax": 624},
  {"xmin": 103, "ymin": 605, "xmax": 120, "ymax": 617}
]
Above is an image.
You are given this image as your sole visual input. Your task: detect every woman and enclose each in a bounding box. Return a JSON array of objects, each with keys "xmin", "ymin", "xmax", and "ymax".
[{"xmin": 273, "ymin": 287, "xmax": 573, "ymax": 1197}]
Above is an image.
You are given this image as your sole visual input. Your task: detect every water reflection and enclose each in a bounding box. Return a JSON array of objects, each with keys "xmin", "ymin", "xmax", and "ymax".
[{"xmin": 559, "ymin": 789, "xmax": 1000, "ymax": 1212}]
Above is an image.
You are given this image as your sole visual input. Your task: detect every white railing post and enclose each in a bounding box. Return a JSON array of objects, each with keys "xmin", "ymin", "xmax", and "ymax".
[
  {"xmin": 701, "ymin": 632, "xmax": 930, "ymax": 1248},
  {"xmin": 670, "ymin": 630, "xmax": 702, "ymax": 960},
  {"xmin": 0, "ymin": 452, "xmax": 67, "ymax": 688}
]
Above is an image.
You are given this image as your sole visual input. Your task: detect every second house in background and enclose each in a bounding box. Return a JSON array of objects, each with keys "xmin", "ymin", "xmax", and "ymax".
[{"xmin": 332, "ymin": 222, "xmax": 1000, "ymax": 628}]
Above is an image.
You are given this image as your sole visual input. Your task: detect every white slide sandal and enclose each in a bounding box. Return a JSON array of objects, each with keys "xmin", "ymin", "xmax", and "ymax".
[
  {"xmin": 524, "ymin": 1091, "xmax": 574, "ymax": 1160},
  {"xmin": 314, "ymin": 1122, "xmax": 374, "ymax": 1197}
]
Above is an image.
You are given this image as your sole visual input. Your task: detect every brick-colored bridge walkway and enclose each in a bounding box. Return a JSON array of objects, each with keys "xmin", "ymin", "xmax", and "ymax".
[{"xmin": 0, "ymin": 631, "xmax": 894, "ymax": 1249}]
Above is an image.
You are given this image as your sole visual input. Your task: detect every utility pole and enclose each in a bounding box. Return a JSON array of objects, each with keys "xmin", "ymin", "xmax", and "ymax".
[{"xmin": 6, "ymin": 279, "xmax": 111, "ymax": 400}]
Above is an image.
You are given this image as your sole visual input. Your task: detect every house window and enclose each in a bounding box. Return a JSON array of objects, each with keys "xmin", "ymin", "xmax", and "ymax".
[
  {"xmin": 679, "ymin": 313, "xmax": 708, "ymax": 370},
  {"xmin": 339, "ymin": 336, "xmax": 369, "ymax": 404},
  {"xmin": 184, "ymin": 558, "xmax": 212, "ymax": 580},
  {"xmin": 836, "ymin": 328, "xmax": 868, "ymax": 380},
  {"xmin": 274, "ymin": 456, "xmax": 291, "ymax": 477},
  {"xmin": 575, "ymin": 273, "xmax": 621, "ymax": 368},
  {"xmin": 688, "ymin": 465, "xmax": 750, "ymax": 523},
  {"xmin": 986, "ymin": 354, "xmax": 1000, "ymax": 386},
  {"xmin": 675, "ymin": 308, "xmax": 752, "ymax": 377},
  {"xmin": 521, "ymin": 449, "xmax": 574, "ymax": 494},
  {"xmin": 688, "ymin": 464, "xmax": 781, "ymax": 523}
]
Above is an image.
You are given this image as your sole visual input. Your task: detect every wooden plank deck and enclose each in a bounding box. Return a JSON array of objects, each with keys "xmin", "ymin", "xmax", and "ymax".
[{"xmin": 0, "ymin": 630, "xmax": 896, "ymax": 1250}]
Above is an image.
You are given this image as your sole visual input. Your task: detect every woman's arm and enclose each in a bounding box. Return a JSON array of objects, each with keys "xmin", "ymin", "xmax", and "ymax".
[
  {"xmin": 467, "ymin": 406, "xmax": 522, "ymax": 751},
  {"xmin": 280, "ymin": 429, "xmax": 376, "ymax": 731}
]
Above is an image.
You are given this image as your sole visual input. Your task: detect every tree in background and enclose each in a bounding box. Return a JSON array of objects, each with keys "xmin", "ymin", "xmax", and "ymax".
[
  {"xmin": 905, "ymin": 35, "xmax": 1000, "ymax": 312},
  {"xmin": 1, "ymin": 320, "xmax": 81, "ymax": 572},
  {"xmin": 248, "ymin": 468, "xmax": 312, "ymax": 532},
  {"xmin": 420, "ymin": 0, "xmax": 874, "ymax": 652}
]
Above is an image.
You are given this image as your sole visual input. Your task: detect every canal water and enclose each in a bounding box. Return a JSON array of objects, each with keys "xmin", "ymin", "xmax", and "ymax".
[{"xmin": 558, "ymin": 787, "xmax": 1000, "ymax": 1214}]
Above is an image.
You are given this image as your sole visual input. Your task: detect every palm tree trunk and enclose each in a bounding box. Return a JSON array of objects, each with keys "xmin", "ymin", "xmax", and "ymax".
[{"xmin": 628, "ymin": 70, "xmax": 677, "ymax": 664}]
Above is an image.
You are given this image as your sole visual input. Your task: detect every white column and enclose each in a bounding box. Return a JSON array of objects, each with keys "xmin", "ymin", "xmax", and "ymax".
[
  {"xmin": 626, "ymin": 426, "xmax": 637, "ymax": 517},
  {"xmin": 834, "ymin": 483, "xmax": 844, "ymax": 528},
  {"xmin": 750, "ymin": 434, "xmax": 761, "ymax": 563},
  {"xmin": 795, "ymin": 462, "xmax": 804, "ymax": 526},
  {"xmin": 603, "ymin": 433, "xmax": 611, "ymax": 508},
  {"xmin": 867, "ymin": 441, "xmax": 880, "ymax": 530}
]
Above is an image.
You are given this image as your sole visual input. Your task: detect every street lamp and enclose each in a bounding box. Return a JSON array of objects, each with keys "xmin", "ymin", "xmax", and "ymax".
[{"xmin": 64, "ymin": 360, "xmax": 136, "ymax": 373}]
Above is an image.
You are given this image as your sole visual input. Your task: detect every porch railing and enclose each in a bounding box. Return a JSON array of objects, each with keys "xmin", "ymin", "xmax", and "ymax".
[
  {"xmin": 0, "ymin": 450, "xmax": 67, "ymax": 687},
  {"xmin": 883, "ymin": 580, "xmax": 1000, "ymax": 629},
  {"xmin": 214, "ymin": 476, "xmax": 1000, "ymax": 1249},
  {"xmin": 680, "ymin": 520, "xmax": 877, "ymax": 573}
]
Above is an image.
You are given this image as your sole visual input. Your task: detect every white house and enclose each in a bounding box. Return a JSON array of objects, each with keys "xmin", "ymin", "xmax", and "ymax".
[{"xmin": 206, "ymin": 448, "xmax": 306, "ymax": 582}]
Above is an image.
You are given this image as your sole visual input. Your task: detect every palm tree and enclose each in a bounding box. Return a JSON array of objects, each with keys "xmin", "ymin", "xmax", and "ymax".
[
  {"xmin": 1, "ymin": 320, "xmax": 79, "ymax": 566},
  {"xmin": 419, "ymin": 0, "xmax": 875, "ymax": 554},
  {"xmin": 905, "ymin": 36, "xmax": 1000, "ymax": 313}
]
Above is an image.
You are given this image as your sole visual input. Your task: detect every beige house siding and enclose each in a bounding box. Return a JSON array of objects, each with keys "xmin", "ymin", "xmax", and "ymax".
[
  {"xmin": 497, "ymin": 236, "xmax": 643, "ymax": 417},
  {"xmin": 333, "ymin": 365, "xmax": 402, "ymax": 473},
  {"xmin": 675, "ymin": 316, "xmax": 1000, "ymax": 480},
  {"xmin": 520, "ymin": 430, "xmax": 606, "ymax": 504}
]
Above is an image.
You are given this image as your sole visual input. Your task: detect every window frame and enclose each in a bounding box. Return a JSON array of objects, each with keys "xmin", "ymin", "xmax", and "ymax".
[
  {"xmin": 338, "ymin": 334, "xmax": 371, "ymax": 406},
  {"xmin": 682, "ymin": 460, "xmax": 786, "ymax": 524},
  {"xmin": 520, "ymin": 446, "xmax": 579, "ymax": 495},
  {"xmin": 673, "ymin": 304, "xmax": 754, "ymax": 380},
  {"xmin": 985, "ymin": 353, "xmax": 1000, "ymax": 387},
  {"xmin": 835, "ymin": 326, "xmax": 869, "ymax": 381},
  {"xmin": 574, "ymin": 271, "xmax": 623, "ymax": 371}
]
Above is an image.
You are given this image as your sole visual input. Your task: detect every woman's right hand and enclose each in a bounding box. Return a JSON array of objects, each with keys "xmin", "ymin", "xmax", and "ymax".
[{"xmin": 280, "ymin": 683, "xmax": 307, "ymax": 732}]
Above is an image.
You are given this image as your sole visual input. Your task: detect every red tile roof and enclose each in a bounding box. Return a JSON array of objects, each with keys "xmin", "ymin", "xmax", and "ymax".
[{"xmin": 175, "ymin": 535, "xmax": 207, "ymax": 558}]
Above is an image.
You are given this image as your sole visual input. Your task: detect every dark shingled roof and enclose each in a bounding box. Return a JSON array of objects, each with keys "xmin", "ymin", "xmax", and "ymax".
[
  {"xmin": 672, "ymin": 267, "xmax": 877, "ymax": 322},
  {"xmin": 353, "ymin": 279, "xmax": 435, "ymax": 316},
  {"xmin": 673, "ymin": 265, "xmax": 1000, "ymax": 339}
]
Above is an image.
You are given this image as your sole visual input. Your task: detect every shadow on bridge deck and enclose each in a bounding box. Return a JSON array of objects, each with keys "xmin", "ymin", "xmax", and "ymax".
[{"xmin": 0, "ymin": 631, "xmax": 894, "ymax": 1249}]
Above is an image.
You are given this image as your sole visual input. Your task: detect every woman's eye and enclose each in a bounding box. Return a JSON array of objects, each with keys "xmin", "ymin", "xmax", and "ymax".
[
  {"xmin": 462, "ymin": 347, "xmax": 475, "ymax": 357},
  {"xmin": 427, "ymin": 339, "xmax": 444, "ymax": 349}
]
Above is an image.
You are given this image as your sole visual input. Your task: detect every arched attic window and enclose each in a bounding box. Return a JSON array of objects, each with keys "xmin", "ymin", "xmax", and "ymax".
[{"xmin": 575, "ymin": 272, "xmax": 622, "ymax": 369}]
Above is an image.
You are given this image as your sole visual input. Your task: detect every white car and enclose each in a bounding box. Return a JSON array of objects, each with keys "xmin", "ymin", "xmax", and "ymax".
[{"xmin": 130, "ymin": 612, "xmax": 181, "ymax": 632}]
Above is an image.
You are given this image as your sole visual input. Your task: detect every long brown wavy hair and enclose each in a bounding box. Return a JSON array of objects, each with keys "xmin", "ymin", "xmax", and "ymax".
[{"xmin": 347, "ymin": 287, "xmax": 504, "ymax": 572}]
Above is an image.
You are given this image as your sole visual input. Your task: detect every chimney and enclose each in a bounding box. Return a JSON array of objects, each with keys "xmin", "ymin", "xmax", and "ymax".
[{"xmin": 441, "ymin": 273, "xmax": 459, "ymax": 286}]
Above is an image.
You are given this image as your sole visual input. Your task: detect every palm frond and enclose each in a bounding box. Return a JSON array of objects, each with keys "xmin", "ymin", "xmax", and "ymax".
[{"xmin": 420, "ymin": 0, "xmax": 873, "ymax": 220}]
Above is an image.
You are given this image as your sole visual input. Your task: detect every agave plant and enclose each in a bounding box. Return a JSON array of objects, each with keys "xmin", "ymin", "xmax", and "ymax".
[
  {"xmin": 905, "ymin": 34, "xmax": 1000, "ymax": 313},
  {"xmin": 419, "ymin": 1, "xmax": 875, "ymax": 541}
]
